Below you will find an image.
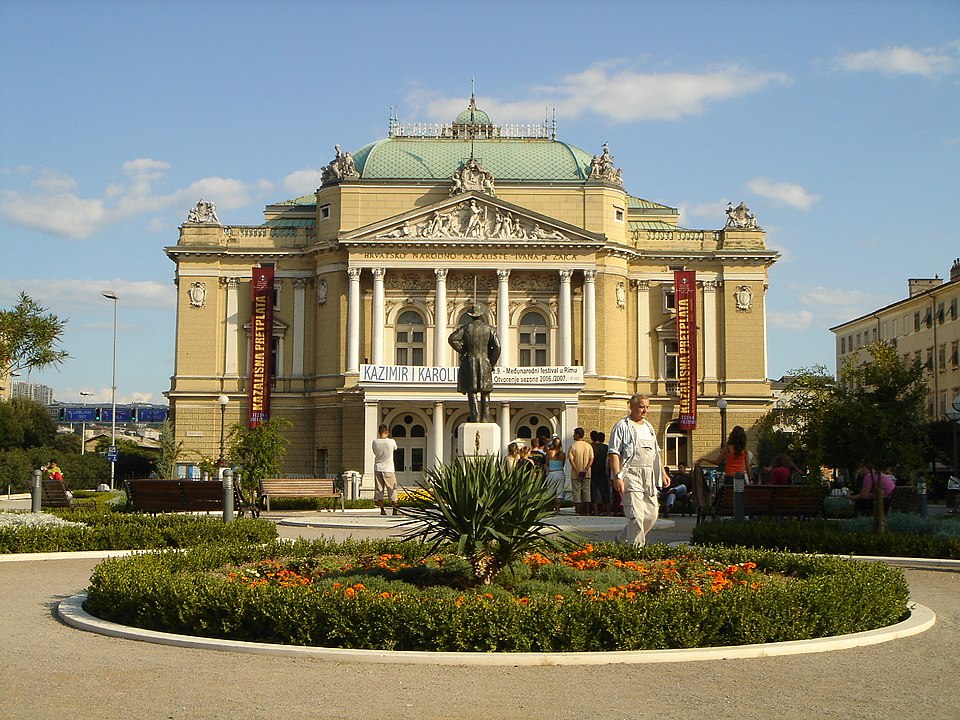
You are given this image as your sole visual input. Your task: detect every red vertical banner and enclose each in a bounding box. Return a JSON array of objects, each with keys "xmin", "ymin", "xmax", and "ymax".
[
  {"xmin": 248, "ymin": 267, "xmax": 274, "ymax": 427},
  {"xmin": 674, "ymin": 270, "xmax": 698, "ymax": 431}
]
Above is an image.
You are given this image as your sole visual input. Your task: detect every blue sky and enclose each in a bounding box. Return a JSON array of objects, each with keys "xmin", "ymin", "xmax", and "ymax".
[{"xmin": 1, "ymin": 0, "xmax": 958, "ymax": 405}]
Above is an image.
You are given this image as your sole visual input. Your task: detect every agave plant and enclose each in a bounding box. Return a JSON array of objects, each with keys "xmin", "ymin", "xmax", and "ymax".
[{"xmin": 400, "ymin": 455, "xmax": 578, "ymax": 585}]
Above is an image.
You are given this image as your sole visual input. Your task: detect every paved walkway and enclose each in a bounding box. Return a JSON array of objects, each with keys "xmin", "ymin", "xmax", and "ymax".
[{"xmin": 1, "ymin": 500, "xmax": 958, "ymax": 719}]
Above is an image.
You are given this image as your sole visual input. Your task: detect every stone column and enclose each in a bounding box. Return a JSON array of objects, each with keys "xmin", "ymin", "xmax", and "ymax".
[
  {"xmin": 635, "ymin": 280, "xmax": 651, "ymax": 381},
  {"xmin": 498, "ymin": 402, "xmax": 511, "ymax": 456},
  {"xmin": 222, "ymin": 277, "xmax": 239, "ymax": 376},
  {"xmin": 371, "ymin": 267, "xmax": 385, "ymax": 366},
  {"xmin": 583, "ymin": 270, "xmax": 596, "ymax": 375},
  {"xmin": 558, "ymin": 269, "xmax": 573, "ymax": 366},
  {"xmin": 434, "ymin": 269, "xmax": 448, "ymax": 367},
  {"xmin": 702, "ymin": 280, "xmax": 718, "ymax": 382},
  {"xmin": 432, "ymin": 401, "xmax": 445, "ymax": 467},
  {"xmin": 347, "ymin": 267, "xmax": 361, "ymax": 374},
  {"xmin": 363, "ymin": 401, "xmax": 379, "ymax": 485},
  {"xmin": 292, "ymin": 278, "xmax": 307, "ymax": 377},
  {"xmin": 497, "ymin": 269, "xmax": 511, "ymax": 367}
]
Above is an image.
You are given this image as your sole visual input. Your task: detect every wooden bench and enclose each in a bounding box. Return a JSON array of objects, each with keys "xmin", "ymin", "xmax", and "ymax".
[
  {"xmin": 887, "ymin": 486, "xmax": 918, "ymax": 513},
  {"xmin": 710, "ymin": 484, "xmax": 826, "ymax": 520},
  {"xmin": 125, "ymin": 479, "xmax": 258, "ymax": 518},
  {"xmin": 258, "ymin": 477, "xmax": 344, "ymax": 512},
  {"xmin": 40, "ymin": 479, "xmax": 95, "ymax": 509}
]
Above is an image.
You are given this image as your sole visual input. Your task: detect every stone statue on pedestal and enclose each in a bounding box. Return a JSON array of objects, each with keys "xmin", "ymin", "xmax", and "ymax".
[{"xmin": 448, "ymin": 306, "xmax": 501, "ymax": 422}]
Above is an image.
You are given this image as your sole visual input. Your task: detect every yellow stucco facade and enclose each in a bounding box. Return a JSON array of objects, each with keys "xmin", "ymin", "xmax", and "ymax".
[{"xmin": 166, "ymin": 101, "xmax": 778, "ymax": 487}]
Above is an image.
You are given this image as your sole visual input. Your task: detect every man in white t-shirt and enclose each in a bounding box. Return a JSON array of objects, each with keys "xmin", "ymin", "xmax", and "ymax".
[{"xmin": 371, "ymin": 424, "xmax": 399, "ymax": 516}]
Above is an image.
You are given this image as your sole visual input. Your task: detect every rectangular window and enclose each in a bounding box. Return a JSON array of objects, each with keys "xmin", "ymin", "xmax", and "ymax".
[
  {"xmin": 872, "ymin": 328, "xmax": 878, "ymax": 343},
  {"xmin": 840, "ymin": 336, "xmax": 846, "ymax": 354},
  {"xmin": 663, "ymin": 285, "xmax": 676, "ymax": 312},
  {"xmin": 925, "ymin": 348, "xmax": 934, "ymax": 370},
  {"xmin": 663, "ymin": 339, "xmax": 679, "ymax": 380},
  {"xmin": 856, "ymin": 332, "xmax": 862, "ymax": 349},
  {"xmin": 939, "ymin": 344, "xmax": 947, "ymax": 371},
  {"xmin": 892, "ymin": 318, "xmax": 899, "ymax": 337},
  {"xmin": 951, "ymin": 297, "xmax": 958, "ymax": 320},
  {"xmin": 951, "ymin": 341, "xmax": 959, "ymax": 367},
  {"xmin": 614, "ymin": 207, "xmax": 624, "ymax": 222},
  {"xmin": 914, "ymin": 312, "xmax": 921, "ymax": 331},
  {"xmin": 937, "ymin": 302, "xmax": 945, "ymax": 324},
  {"xmin": 320, "ymin": 204, "xmax": 331, "ymax": 220}
]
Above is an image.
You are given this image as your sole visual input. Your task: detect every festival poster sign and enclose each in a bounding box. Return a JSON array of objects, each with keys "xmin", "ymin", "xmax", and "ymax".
[
  {"xmin": 248, "ymin": 267, "xmax": 274, "ymax": 427},
  {"xmin": 675, "ymin": 270, "xmax": 698, "ymax": 430}
]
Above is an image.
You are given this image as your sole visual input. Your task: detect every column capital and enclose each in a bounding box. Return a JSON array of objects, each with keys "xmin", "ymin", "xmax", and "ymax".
[
  {"xmin": 702, "ymin": 280, "xmax": 721, "ymax": 291},
  {"xmin": 583, "ymin": 269, "xmax": 597, "ymax": 282},
  {"xmin": 497, "ymin": 268, "xmax": 511, "ymax": 280},
  {"xmin": 347, "ymin": 267, "xmax": 362, "ymax": 281},
  {"xmin": 559, "ymin": 269, "xmax": 574, "ymax": 281},
  {"xmin": 219, "ymin": 277, "xmax": 240, "ymax": 288},
  {"xmin": 371, "ymin": 267, "xmax": 386, "ymax": 281},
  {"xmin": 435, "ymin": 268, "xmax": 448, "ymax": 281},
  {"xmin": 292, "ymin": 277, "xmax": 309, "ymax": 289},
  {"xmin": 632, "ymin": 279, "xmax": 651, "ymax": 291}
]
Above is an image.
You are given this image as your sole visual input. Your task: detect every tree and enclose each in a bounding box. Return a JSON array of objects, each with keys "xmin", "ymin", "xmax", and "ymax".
[
  {"xmin": 0, "ymin": 292, "xmax": 69, "ymax": 378},
  {"xmin": 156, "ymin": 420, "xmax": 183, "ymax": 479},
  {"xmin": 6, "ymin": 397, "xmax": 56, "ymax": 448},
  {"xmin": 778, "ymin": 345, "xmax": 927, "ymax": 532},
  {"xmin": 227, "ymin": 417, "xmax": 292, "ymax": 500},
  {"xmin": 831, "ymin": 343, "xmax": 928, "ymax": 531}
]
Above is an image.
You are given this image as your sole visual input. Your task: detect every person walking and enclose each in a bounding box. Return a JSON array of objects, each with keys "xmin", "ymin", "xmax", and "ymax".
[
  {"xmin": 590, "ymin": 431, "xmax": 611, "ymax": 516},
  {"xmin": 608, "ymin": 394, "xmax": 670, "ymax": 546},
  {"xmin": 371, "ymin": 424, "xmax": 399, "ymax": 516}
]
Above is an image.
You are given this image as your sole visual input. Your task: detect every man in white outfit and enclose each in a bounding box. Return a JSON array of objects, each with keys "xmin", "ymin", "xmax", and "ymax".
[
  {"xmin": 607, "ymin": 394, "xmax": 671, "ymax": 545},
  {"xmin": 371, "ymin": 424, "xmax": 399, "ymax": 516}
]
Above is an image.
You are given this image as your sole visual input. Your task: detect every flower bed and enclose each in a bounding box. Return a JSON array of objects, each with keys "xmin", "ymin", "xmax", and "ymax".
[{"xmin": 84, "ymin": 539, "xmax": 909, "ymax": 652}]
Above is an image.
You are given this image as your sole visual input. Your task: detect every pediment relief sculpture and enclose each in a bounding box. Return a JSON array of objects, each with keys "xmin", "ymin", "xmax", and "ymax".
[{"xmin": 374, "ymin": 200, "xmax": 570, "ymax": 242}]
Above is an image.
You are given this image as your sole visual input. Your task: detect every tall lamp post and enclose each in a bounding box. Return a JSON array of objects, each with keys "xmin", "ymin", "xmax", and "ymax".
[
  {"xmin": 717, "ymin": 397, "xmax": 728, "ymax": 447},
  {"xmin": 217, "ymin": 395, "xmax": 230, "ymax": 467},
  {"xmin": 79, "ymin": 391, "xmax": 93, "ymax": 455},
  {"xmin": 101, "ymin": 291, "xmax": 118, "ymax": 489},
  {"xmin": 948, "ymin": 393, "xmax": 960, "ymax": 483}
]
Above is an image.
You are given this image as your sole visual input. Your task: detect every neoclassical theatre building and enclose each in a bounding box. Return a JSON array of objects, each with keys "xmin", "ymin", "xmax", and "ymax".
[{"xmin": 167, "ymin": 98, "xmax": 778, "ymax": 487}]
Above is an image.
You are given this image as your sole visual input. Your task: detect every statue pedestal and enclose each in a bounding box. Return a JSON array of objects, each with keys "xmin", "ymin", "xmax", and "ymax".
[{"xmin": 456, "ymin": 422, "xmax": 502, "ymax": 460}]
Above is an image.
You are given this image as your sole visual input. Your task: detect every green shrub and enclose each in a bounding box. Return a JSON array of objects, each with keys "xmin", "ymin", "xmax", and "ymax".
[
  {"xmin": 0, "ymin": 508, "xmax": 277, "ymax": 553},
  {"xmin": 84, "ymin": 540, "xmax": 909, "ymax": 653},
  {"xmin": 691, "ymin": 516, "xmax": 960, "ymax": 558}
]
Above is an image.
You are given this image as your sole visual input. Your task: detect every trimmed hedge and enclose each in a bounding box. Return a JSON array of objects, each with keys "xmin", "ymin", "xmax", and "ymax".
[
  {"xmin": 692, "ymin": 515, "xmax": 960, "ymax": 559},
  {"xmin": 0, "ymin": 508, "xmax": 277, "ymax": 553},
  {"xmin": 84, "ymin": 539, "xmax": 909, "ymax": 652}
]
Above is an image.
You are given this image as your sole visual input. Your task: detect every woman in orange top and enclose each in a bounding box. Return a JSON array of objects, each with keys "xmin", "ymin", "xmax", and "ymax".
[{"xmin": 704, "ymin": 426, "xmax": 753, "ymax": 483}]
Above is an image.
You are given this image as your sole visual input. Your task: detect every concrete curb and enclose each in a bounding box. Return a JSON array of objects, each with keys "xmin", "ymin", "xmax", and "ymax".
[{"xmin": 57, "ymin": 594, "xmax": 935, "ymax": 667}]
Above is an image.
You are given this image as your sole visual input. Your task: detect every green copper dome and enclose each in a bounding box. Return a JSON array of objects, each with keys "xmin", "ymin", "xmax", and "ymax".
[
  {"xmin": 454, "ymin": 107, "xmax": 492, "ymax": 125},
  {"xmin": 352, "ymin": 138, "xmax": 593, "ymax": 182}
]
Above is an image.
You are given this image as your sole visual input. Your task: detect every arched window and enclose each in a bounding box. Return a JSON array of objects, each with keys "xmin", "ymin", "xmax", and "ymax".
[
  {"xmin": 518, "ymin": 311, "xmax": 549, "ymax": 367},
  {"xmin": 395, "ymin": 310, "xmax": 426, "ymax": 366}
]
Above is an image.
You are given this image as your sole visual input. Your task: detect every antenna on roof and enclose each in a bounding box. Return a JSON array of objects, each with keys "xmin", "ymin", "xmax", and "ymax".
[{"xmin": 551, "ymin": 107, "xmax": 557, "ymax": 140}]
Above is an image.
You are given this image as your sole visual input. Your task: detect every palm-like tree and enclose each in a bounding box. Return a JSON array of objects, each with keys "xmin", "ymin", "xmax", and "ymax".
[{"xmin": 400, "ymin": 455, "xmax": 578, "ymax": 585}]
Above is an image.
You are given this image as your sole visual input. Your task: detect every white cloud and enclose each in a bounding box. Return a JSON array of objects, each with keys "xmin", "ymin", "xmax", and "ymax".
[
  {"xmin": 0, "ymin": 161, "xmax": 273, "ymax": 240},
  {"xmin": 746, "ymin": 178, "xmax": 820, "ymax": 210},
  {"xmin": 0, "ymin": 278, "xmax": 175, "ymax": 311},
  {"xmin": 407, "ymin": 61, "xmax": 790, "ymax": 124},
  {"xmin": 837, "ymin": 44, "xmax": 958, "ymax": 77},
  {"xmin": 768, "ymin": 309, "xmax": 813, "ymax": 331},
  {"xmin": 282, "ymin": 169, "xmax": 322, "ymax": 196},
  {"xmin": 678, "ymin": 200, "xmax": 730, "ymax": 227}
]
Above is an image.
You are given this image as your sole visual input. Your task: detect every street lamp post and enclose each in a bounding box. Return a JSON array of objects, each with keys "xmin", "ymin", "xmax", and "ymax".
[
  {"xmin": 79, "ymin": 391, "xmax": 93, "ymax": 455},
  {"xmin": 101, "ymin": 291, "xmax": 118, "ymax": 490},
  {"xmin": 217, "ymin": 395, "xmax": 230, "ymax": 467},
  {"xmin": 717, "ymin": 397, "xmax": 728, "ymax": 447}
]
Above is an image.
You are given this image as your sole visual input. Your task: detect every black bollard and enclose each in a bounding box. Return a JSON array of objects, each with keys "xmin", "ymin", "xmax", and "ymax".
[
  {"xmin": 917, "ymin": 475, "xmax": 928, "ymax": 516},
  {"xmin": 31, "ymin": 469, "xmax": 42, "ymax": 513}
]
